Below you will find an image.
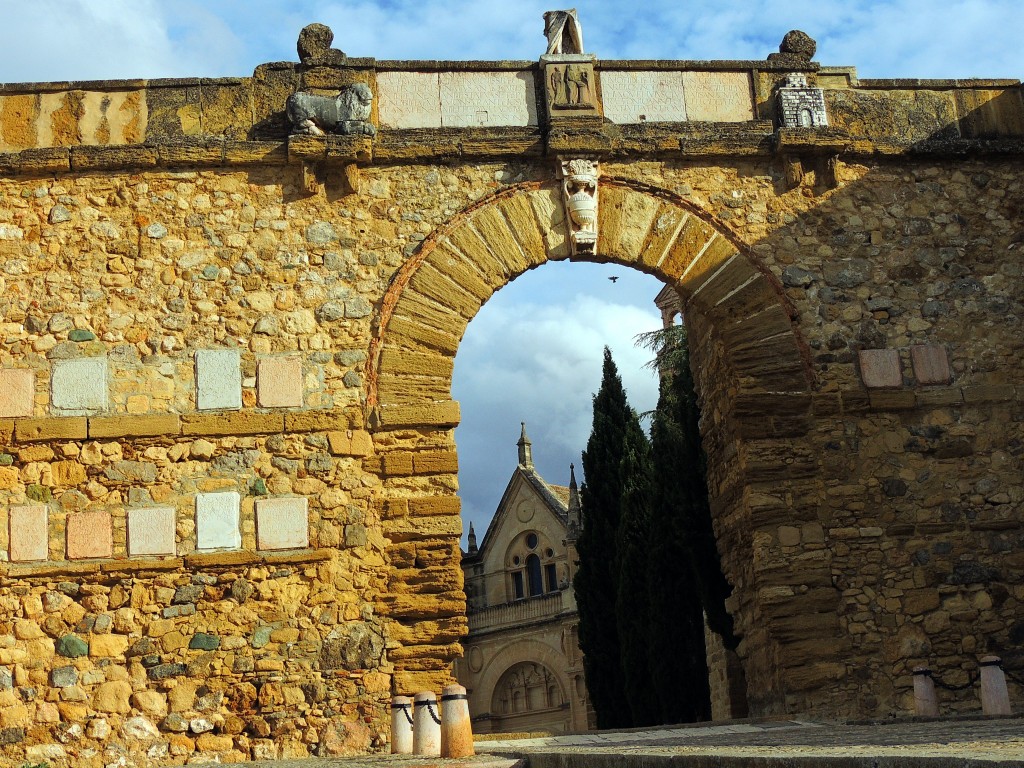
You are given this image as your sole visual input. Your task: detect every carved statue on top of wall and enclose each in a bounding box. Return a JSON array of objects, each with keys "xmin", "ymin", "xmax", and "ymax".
[
  {"xmin": 767, "ymin": 29, "xmax": 817, "ymax": 66},
  {"xmin": 297, "ymin": 22, "xmax": 347, "ymax": 66},
  {"xmin": 544, "ymin": 9, "xmax": 584, "ymax": 55},
  {"xmin": 286, "ymin": 83, "xmax": 377, "ymax": 137}
]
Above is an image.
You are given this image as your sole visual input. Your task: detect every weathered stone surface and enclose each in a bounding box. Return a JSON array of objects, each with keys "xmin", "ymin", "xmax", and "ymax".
[{"xmin": 92, "ymin": 680, "xmax": 132, "ymax": 713}]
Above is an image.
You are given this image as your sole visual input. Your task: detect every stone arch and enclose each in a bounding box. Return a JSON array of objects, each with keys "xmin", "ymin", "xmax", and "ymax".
[
  {"xmin": 367, "ymin": 178, "xmax": 813, "ymax": 411},
  {"xmin": 475, "ymin": 638, "xmax": 575, "ymax": 718},
  {"xmin": 370, "ymin": 179, "xmax": 836, "ymax": 716}
]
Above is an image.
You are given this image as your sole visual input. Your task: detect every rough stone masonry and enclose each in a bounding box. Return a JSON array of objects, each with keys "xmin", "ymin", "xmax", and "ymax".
[{"xmin": 0, "ymin": 18, "xmax": 1021, "ymax": 767}]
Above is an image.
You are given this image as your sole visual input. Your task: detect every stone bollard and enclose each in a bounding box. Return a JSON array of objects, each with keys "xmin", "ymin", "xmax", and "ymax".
[
  {"xmin": 912, "ymin": 667, "xmax": 939, "ymax": 716},
  {"xmin": 390, "ymin": 695, "xmax": 414, "ymax": 754},
  {"xmin": 412, "ymin": 691, "xmax": 441, "ymax": 756},
  {"xmin": 440, "ymin": 683, "xmax": 475, "ymax": 758},
  {"xmin": 980, "ymin": 656, "xmax": 1012, "ymax": 716}
]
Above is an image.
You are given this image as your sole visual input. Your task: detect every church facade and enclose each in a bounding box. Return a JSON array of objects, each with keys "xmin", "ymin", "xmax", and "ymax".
[{"xmin": 454, "ymin": 427, "xmax": 592, "ymax": 734}]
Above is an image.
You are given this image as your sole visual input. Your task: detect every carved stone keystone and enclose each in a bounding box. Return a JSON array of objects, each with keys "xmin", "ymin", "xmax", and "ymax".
[{"xmin": 557, "ymin": 157, "xmax": 599, "ymax": 256}]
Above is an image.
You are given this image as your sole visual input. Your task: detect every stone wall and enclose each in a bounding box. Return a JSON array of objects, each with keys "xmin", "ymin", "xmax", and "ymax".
[{"xmin": 0, "ymin": 39, "xmax": 1021, "ymax": 765}]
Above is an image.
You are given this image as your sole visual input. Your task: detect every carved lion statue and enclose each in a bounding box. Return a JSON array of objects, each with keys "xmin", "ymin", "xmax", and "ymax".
[{"xmin": 286, "ymin": 83, "xmax": 376, "ymax": 137}]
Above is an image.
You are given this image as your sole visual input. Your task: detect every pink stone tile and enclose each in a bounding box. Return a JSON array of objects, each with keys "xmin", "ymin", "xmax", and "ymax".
[
  {"xmin": 9, "ymin": 505, "xmax": 48, "ymax": 562},
  {"xmin": 911, "ymin": 345, "xmax": 951, "ymax": 385},
  {"xmin": 256, "ymin": 497, "xmax": 308, "ymax": 550},
  {"xmin": 0, "ymin": 369, "xmax": 35, "ymax": 418},
  {"xmin": 858, "ymin": 349, "xmax": 902, "ymax": 389},
  {"xmin": 67, "ymin": 510, "xmax": 113, "ymax": 560},
  {"xmin": 257, "ymin": 356, "xmax": 304, "ymax": 408},
  {"xmin": 128, "ymin": 507, "xmax": 177, "ymax": 557}
]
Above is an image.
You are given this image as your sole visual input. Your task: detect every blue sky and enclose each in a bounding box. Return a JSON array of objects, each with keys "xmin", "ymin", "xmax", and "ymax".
[{"xmin": 2, "ymin": 1, "xmax": 1022, "ymax": 543}]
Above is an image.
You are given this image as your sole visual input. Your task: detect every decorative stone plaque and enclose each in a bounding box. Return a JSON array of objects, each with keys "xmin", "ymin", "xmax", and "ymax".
[
  {"xmin": 541, "ymin": 55, "xmax": 599, "ymax": 118},
  {"xmin": 9, "ymin": 505, "xmax": 48, "ymax": 562},
  {"xmin": 195, "ymin": 492, "xmax": 241, "ymax": 551},
  {"xmin": 256, "ymin": 497, "xmax": 309, "ymax": 551},
  {"xmin": 777, "ymin": 72, "xmax": 828, "ymax": 128},
  {"xmin": 0, "ymin": 369, "xmax": 34, "ymax": 418},
  {"xmin": 128, "ymin": 507, "xmax": 177, "ymax": 557},
  {"xmin": 67, "ymin": 510, "xmax": 113, "ymax": 560},
  {"xmin": 858, "ymin": 349, "xmax": 902, "ymax": 389},
  {"xmin": 51, "ymin": 358, "xmax": 108, "ymax": 415},
  {"xmin": 257, "ymin": 356, "xmax": 304, "ymax": 408},
  {"xmin": 195, "ymin": 349, "xmax": 242, "ymax": 411}
]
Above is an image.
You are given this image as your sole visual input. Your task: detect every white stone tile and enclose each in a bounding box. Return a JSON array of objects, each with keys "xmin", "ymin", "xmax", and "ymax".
[
  {"xmin": 439, "ymin": 71, "xmax": 538, "ymax": 127},
  {"xmin": 600, "ymin": 71, "xmax": 687, "ymax": 124},
  {"xmin": 377, "ymin": 71, "xmax": 442, "ymax": 129},
  {"xmin": 51, "ymin": 358, "xmax": 108, "ymax": 415},
  {"xmin": 9, "ymin": 505, "xmax": 49, "ymax": 562},
  {"xmin": 128, "ymin": 507, "xmax": 177, "ymax": 556},
  {"xmin": 256, "ymin": 497, "xmax": 309, "ymax": 551},
  {"xmin": 195, "ymin": 492, "xmax": 241, "ymax": 551},
  {"xmin": 195, "ymin": 349, "xmax": 241, "ymax": 411},
  {"xmin": 681, "ymin": 71, "xmax": 755, "ymax": 122}
]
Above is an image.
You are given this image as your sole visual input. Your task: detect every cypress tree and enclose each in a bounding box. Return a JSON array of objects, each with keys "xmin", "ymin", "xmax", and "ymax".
[
  {"xmin": 575, "ymin": 347, "xmax": 633, "ymax": 729},
  {"xmin": 641, "ymin": 323, "xmax": 738, "ymax": 722},
  {"xmin": 614, "ymin": 409, "xmax": 661, "ymax": 726}
]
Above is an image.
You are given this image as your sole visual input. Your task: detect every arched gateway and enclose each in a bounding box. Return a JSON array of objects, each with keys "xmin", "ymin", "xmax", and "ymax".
[
  {"xmin": 0, "ymin": 17, "xmax": 1020, "ymax": 765},
  {"xmin": 368, "ymin": 179, "xmax": 827, "ymax": 717}
]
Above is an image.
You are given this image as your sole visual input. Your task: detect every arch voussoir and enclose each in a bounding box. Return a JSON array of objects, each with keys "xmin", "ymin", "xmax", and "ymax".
[
  {"xmin": 635, "ymin": 201, "xmax": 689, "ymax": 272},
  {"xmin": 408, "ymin": 260, "xmax": 488, "ymax": 320},
  {"xmin": 658, "ymin": 216, "xmax": 719, "ymax": 278},
  {"xmin": 494, "ymin": 193, "xmax": 552, "ymax": 266},
  {"xmin": 598, "ymin": 184, "xmax": 662, "ymax": 266},
  {"xmin": 468, "ymin": 204, "xmax": 537, "ymax": 276}
]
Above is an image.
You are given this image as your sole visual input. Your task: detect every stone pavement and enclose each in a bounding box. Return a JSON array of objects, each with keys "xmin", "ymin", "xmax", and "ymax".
[
  {"xmin": 222, "ymin": 716, "xmax": 1024, "ymax": 767},
  {"xmin": 479, "ymin": 715, "xmax": 1024, "ymax": 766}
]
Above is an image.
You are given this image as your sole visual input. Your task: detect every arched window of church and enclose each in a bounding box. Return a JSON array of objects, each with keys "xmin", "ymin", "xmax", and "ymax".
[{"xmin": 526, "ymin": 554, "xmax": 543, "ymax": 596}]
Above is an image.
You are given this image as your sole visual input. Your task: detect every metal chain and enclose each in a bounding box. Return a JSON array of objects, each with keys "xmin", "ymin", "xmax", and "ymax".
[
  {"xmin": 402, "ymin": 706, "xmax": 414, "ymax": 726},
  {"xmin": 426, "ymin": 700, "xmax": 442, "ymax": 725},
  {"xmin": 931, "ymin": 669, "xmax": 978, "ymax": 692}
]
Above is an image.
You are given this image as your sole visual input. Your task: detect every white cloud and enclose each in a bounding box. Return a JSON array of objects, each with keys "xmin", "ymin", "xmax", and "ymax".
[{"xmin": 453, "ymin": 263, "xmax": 664, "ymax": 542}]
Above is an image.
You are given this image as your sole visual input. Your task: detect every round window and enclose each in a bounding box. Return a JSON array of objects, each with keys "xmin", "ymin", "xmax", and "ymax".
[
  {"xmin": 545, "ymin": 547, "xmax": 554, "ymax": 558},
  {"xmin": 526, "ymin": 533, "xmax": 538, "ymax": 549},
  {"xmin": 512, "ymin": 555, "xmax": 521, "ymax": 566}
]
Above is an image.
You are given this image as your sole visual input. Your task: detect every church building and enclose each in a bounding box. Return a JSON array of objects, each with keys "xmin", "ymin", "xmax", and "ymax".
[{"xmin": 454, "ymin": 425, "xmax": 592, "ymax": 734}]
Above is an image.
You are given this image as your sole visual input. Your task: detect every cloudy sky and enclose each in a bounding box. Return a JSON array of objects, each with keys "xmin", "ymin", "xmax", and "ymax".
[{"xmin": 3, "ymin": 1, "xmax": 1022, "ymax": 544}]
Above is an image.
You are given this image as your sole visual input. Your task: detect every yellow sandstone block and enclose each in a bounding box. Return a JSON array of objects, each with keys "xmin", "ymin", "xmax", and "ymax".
[
  {"xmin": 89, "ymin": 413, "xmax": 181, "ymax": 438},
  {"xmin": 15, "ymin": 417, "xmax": 88, "ymax": 442}
]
